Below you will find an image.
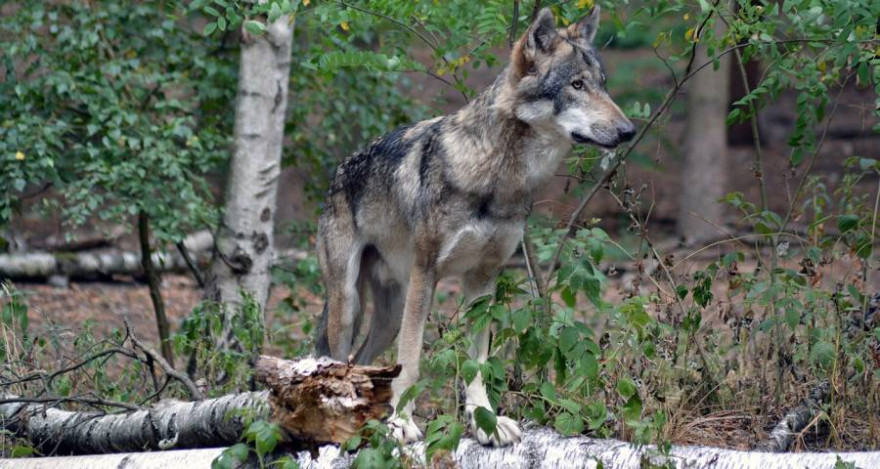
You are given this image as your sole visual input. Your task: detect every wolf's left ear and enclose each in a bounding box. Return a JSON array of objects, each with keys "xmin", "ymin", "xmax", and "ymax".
[
  {"xmin": 571, "ymin": 5, "xmax": 601, "ymax": 44},
  {"xmin": 512, "ymin": 8, "xmax": 558, "ymax": 79},
  {"xmin": 526, "ymin": 8, "xmax": 559, "ymax": 54}
]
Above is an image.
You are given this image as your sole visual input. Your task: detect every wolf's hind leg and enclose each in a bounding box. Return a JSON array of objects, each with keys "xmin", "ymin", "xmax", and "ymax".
[
  {"xmin": 462, "ymin": 270, "xmax": 522, "ymax": 447},
  {"xmin": 316, "ymin": 224, "xmax": 365, "ymax": 361},
  {"xmin": 354, "ymin": 259, "xmax": 404, "ymax": 364}
]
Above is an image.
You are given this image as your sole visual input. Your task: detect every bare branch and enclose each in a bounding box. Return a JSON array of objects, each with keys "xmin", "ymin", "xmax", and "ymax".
[{"xmin": 128, "ymin": 327, "xmax": 205, "ymax": 401}]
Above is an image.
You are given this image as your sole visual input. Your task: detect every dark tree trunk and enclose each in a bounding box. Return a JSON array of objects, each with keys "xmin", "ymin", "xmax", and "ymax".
[{"xmin": 138, "ymin": 211, "xmax": 174, "ymax": 367}]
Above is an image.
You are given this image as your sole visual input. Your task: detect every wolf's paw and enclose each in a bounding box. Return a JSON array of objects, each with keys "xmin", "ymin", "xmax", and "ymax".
[
  {"xmin": 388, "ymin": 414, "xmax": 423, "ymax": 443},
  {"xmin": 471, "ymin": 414, "xmax": 522, "ymax": 447}
]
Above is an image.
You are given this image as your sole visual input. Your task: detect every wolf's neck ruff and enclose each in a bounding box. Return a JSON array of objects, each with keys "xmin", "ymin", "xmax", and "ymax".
[{"xmin": 442, "ymin": 68, "xmax": 573, "ymax": 199}]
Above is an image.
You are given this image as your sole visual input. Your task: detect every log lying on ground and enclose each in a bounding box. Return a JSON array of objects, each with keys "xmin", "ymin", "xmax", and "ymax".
[
  {"xmin": 3, "ymin": 427, "xmax": 880, "ymax": 469},
  {"xmin": 0, "ymin": 232, "xmax": 309, "ymax": 282},
  {"xmin": 0, "ymin": 231, "xmax": 214, "ymax": 280},
  {"xmin": 0, "ymin": 356, "xmax": 399, "ymax": 455},
  {"xmin": 761, "ymin": 381, "xmax": 830, "ymax": 452},
  {"xmin": 0, "ymin": 392, "xmax": 265, "ymax": 455}
]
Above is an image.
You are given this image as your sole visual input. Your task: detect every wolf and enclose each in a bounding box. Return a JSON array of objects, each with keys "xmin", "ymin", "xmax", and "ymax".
[{"xmin": 314, "ymin": 7, "xmax": 635, "ymax": 447}]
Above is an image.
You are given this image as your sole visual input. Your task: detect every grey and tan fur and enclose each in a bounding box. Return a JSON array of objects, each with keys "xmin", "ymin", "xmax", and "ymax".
[{"xmin": 314, "ymin": 7, "xmax": 635, "ymax": 446}]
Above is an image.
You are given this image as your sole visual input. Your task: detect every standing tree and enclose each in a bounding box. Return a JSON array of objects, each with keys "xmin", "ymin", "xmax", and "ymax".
[
  {"xmin": 203, "ymin": 5, "xmax": 294, "ymax": 339},
  {"xmin": 677, "ymin": 18, "xmax": 731, "ymax": 244}
]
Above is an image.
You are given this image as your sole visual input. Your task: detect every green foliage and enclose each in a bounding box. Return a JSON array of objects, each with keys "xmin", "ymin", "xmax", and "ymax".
[
  {"xmin": 0, "ymin": 1, "xmax": 236, "ymax": 239},
  {"xmin": 174, "ymin": 292, "xmax": 266, "ymax": 390},
  {"xmin": 350, "ymin": 420, "xmax": 404, "ymax": 469}
]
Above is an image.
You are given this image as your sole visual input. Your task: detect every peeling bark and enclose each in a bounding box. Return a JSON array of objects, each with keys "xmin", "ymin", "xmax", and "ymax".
[
  {"xmin": 0, "ymin": 392, "xmax": 265, "ymax": 455},
  {"xmin": 0, "ymin": 356, "xmax": 399, "ymax": 456},
  {"xmin": 205, "ymin": 11, "xmax": 294, "ymax": 313},
  {"xmin": 3, "ymin": 428, "xmax": 879, "ymax": 468}
]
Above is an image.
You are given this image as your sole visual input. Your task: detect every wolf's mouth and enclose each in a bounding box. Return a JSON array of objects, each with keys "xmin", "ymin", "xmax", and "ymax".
[{"xmin": 571, "ymin": 132, "xmax": 617, "ymax": 149}]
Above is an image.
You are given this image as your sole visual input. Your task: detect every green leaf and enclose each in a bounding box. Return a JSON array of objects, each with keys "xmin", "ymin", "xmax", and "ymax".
[
  {"xmin": 268, "ymin": 2, "xmax": 283, "ymax": 23},
  {"xmin": 425, "ymin": 416, "xmax": 464, "ymax": 461},
  {"xmin": 837, "ymin": 214, "xmax": 860, "ymax": 233},
  {"xmin": 461, "ymin": 359, "xmax": 479, "ymax": 385},
  {"xmin": 203, "ymin": 22, "xmax": 218, "ymax": 36},
  {"xmin": 473, "ymin": 407, "xmax": 497, "ymax": 436},
  {"xmin": 553, "ymin": 411, "xmax": 584, "ymax": 436},
  {"xmin": 9, "ymin": 445, "xmax": 35, "ymax": 458},
  {"xmin": 243, "ymin": 420, "xmax": 281, "ymax": 458},
  {"xmin": 395, "ymin": 381, "xmax": 426, "ymax": 413},
  {"xmin": 539, "ymin": 380, "xmax": 557, "ymax": 401},
  {"xmin": 212, "ymin": 443, "xmax": 249, "ymax": 469},
  {"xmin": 561, "ymin": 287, "xmax": 576, "ymax": 307},
  {"xmin": 244, "ymin": 20, "xmax": 266, "ymax": 35},
  {"xmin": 616, "ymin": 378, "xmax": 637, "ymax": 399},
  {"xmin": 623, "ymin": 395, "xmax": 643, "ymax": 422},
  {"xmin": 784, "ymin": 308, "xmax": 800, "ymax": 329},
  {"xmin": 558, "ymin": 326, "xmax": 579, "ymax": 354},
  {"xmin": 810, "ymin": 341, "xmax": 836, "ymax": 370}
]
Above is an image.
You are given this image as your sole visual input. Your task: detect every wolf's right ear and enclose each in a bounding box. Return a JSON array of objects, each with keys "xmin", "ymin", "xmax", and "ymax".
[{"xmin": 512, "ymin": 8, "xmax": 558, "ymax": 79}]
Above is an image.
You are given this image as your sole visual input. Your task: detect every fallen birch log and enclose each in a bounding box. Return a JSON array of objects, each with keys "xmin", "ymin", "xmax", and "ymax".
[
  {"xmin": 0, "ymin": 232, "xmax": 310, "ymax": 282},
  {"xmin": 2, "ymin": 427, "xmax": 879, "ymax": 469},
  {"xmin": 0, "ymin": 232, "xmax": 214, "ymax": 280},
  {"xmin": 0, "ymin": 356, "xmax": 399, "ymax": 455}
]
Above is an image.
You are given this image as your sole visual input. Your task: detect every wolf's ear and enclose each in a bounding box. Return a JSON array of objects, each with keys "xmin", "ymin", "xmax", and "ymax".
[
  {"xmin": 512, "ymin": 8, "xmax": 558, "ymax": 79},
  {"xmin": 571, "ymin": 5, "xmax": 601, "ymax": 44},
  {"xmin": 526, "ymin": 8, "xmax": 559, "ymax": 54}
]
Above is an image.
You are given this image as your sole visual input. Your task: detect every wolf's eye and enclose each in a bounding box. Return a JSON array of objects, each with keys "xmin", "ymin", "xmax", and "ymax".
[{"xmin": 572, "ymin": 79, "xmax": 584, "ymax": 90}]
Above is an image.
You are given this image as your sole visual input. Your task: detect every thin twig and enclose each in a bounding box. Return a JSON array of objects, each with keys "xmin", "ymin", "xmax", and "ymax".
[
  {"xmin": 128, "ymin": 325, "xmax": 205, "ymax": 401},
  {"xmin": 176, "ymin": 240, "xmax": 206, "ymax": 289}
]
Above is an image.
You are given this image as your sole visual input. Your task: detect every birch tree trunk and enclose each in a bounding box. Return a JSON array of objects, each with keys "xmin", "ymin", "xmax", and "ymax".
[
  {"xmin": 677, "ymin": 19, "xmax": 731, "ymax": 244},
  {"xmin": 205, "ymin": 10, "xmax": 294, "ymax": 313},
  {"xmin": 3, "ymin": 428, "xmax": 879, "ymax": 469}
]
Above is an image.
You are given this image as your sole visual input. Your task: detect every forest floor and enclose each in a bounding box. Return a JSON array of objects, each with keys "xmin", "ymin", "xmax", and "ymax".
[{"xmin": 11, "ymin": 245, "xmax": 880, "ymax": 452}]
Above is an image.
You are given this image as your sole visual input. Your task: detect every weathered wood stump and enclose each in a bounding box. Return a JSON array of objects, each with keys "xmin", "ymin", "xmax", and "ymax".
[{"xmin": 254, "ymin": 355, "xmax": 400, "ymax": 445}]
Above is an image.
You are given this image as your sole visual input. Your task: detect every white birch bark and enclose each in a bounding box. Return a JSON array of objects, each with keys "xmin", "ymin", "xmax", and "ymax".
[
  {"xmin": 0, "ymin": 231, "xmax": 213, "ymax": 279},
  {"xmin": 0, "ymin": 392, "xmax": 266, "ymax": 455},
  {"xmin": 3, "ymin": 428, "xmax": 879, "ymax": 469},
  {"xmin": 205, "ymin": 11, "xmax": 294, "ymax": 312}
]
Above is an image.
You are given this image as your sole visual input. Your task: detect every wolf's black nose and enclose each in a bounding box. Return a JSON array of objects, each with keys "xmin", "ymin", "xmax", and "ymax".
[{"xmin": 618, "ymin": 121, "xmax": 636, "ymax": 142}]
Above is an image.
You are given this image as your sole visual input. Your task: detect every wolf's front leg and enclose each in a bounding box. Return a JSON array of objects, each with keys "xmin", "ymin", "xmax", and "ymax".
[
  {"xmin": 464, "ymin": 326, "xmax": 523, "ymax": 446},
  {"xmin": 388, "ymin": 266, "xmax": 436, "ymax": 443},
  {"xmin": 463, "ymin": 273, "xmax": 522, "ymax": 447}
]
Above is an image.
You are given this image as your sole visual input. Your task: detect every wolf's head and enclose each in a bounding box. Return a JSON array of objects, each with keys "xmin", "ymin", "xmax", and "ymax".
[{"xmin": 507, "ymin": 7, "xmax": 635, "ymax": 148}]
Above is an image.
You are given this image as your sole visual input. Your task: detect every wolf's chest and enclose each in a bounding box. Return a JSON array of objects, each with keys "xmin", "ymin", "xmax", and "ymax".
[{"xmin": 436, "ymin": 220, "xmax": 524, "ymax": 277}]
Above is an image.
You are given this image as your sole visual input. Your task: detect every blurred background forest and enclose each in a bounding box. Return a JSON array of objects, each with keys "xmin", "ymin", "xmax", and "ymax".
[{"xmin": 1, "ymin": 0, "xmax": 879, "ymax": 462}]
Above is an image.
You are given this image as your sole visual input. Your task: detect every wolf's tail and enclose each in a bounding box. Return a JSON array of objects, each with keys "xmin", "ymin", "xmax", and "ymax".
[{"xmin": 313, "ymin": 300, "xmax": 331, "ymax": 357}]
